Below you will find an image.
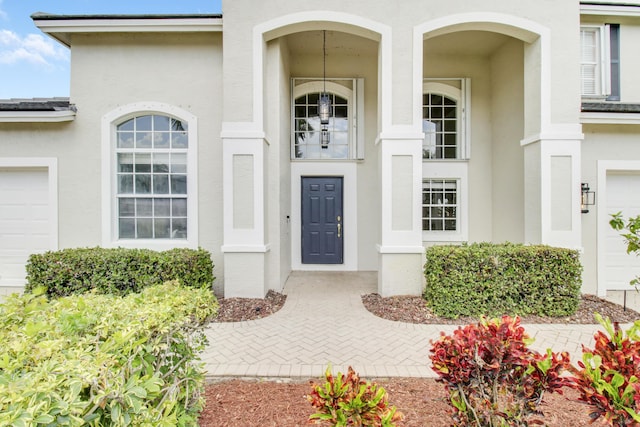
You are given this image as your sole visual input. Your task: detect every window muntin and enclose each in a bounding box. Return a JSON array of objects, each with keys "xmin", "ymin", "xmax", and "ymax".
[
  {"xmin": 293, "ymin": 92, "xmax": 349, "ymax": 159},
  {"xmin": 422, "ymin": 93, "xmax": 458, "ymax": 159},
  {"xmin": 422, "ymin": 179, "xmax": 458, "ymax": 232},
  {"xmin": 116, "ymin": 114, "xmax": 188, "ymax": 240}
]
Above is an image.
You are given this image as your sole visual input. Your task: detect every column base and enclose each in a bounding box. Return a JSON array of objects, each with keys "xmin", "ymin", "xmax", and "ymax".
[
  {"xmin": 223, "ymin": 252, "xmax": 267, "ymax": 298},
  {"xmin": 377, "ymin": 252, "xmax": 424, "ymax": 297}
]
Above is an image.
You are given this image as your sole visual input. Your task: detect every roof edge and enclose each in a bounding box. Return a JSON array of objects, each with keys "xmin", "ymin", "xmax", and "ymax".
[{"xmin": 32, "ymin": 13, "xmax": 223, "ymax": 47}]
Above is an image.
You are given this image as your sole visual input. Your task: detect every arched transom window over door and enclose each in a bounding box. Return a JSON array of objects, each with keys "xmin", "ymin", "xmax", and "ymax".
[
  {"xmin": 294, "ymin": 92, "xmax": 349, "ymax": 159},
  {"xmin": 291, "ymin": 79, "xmax": 363, "ymax": 160}
]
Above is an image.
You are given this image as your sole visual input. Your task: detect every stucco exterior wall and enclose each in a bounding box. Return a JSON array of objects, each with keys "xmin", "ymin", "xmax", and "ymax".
[
  {"xmin": 490, "ymin": 38, "xmax": 526, "ymax": 243},
  {"xmin": 581, "ymin": 124, "xmax": 640, "ymax": 294},
  {"xmin": 222, "ymin": 0, "xmax": 580, "ymax": 132},
  {"xmin": 66, "ymin": 32, "xmax": 224, "ymax": 292}
]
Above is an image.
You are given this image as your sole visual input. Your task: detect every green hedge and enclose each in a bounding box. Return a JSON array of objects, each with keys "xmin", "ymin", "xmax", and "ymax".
[
  {"xmin": 0, "ymin": 282, "xmax": 217, "ymax": 426},
  {"xmin": 423, "ymin": 243, "xmax": 582, "ymax": 318},
  {"xmin": 25, "ymin": 247, "xmax": 214, "ymax": 297}
]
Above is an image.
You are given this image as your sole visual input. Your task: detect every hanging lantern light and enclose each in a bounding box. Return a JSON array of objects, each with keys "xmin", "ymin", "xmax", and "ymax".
[{"xmin": 318, "ymin": 30, "xmax": 330, "ymax": 148}]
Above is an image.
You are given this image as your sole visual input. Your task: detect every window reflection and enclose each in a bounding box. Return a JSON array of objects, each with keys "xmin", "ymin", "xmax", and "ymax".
[{"xmin": 293, "ymin": 92, "xmax": 349, "ymax": 159}]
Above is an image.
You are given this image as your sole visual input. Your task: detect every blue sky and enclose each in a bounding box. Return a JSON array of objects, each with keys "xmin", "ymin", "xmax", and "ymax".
[{"xmin": 0, "ymin": 0, "xmax": 222, "ymax": 99}]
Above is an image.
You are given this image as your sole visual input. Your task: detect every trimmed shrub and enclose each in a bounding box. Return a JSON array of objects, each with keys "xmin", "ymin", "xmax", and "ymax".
[
  {"xmin": 430, "ymin": 315, "xmax": 571, "ymax": 426},
  {"xmin": 0, "ymin": 282, "xmax": 217, "ymax": 426},
  {"xmin": 568, "ymin": 314, "xmax": 640, "ymax": 426},
  {"xmin": 423, "ymin": 243, "xmax": 582, "ymax": 318},
  {"xmin": 25, "ymin": 247, "xmax": 214, "ymax": 297}
]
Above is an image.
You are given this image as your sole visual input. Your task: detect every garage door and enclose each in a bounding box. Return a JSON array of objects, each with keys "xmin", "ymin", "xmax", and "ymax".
[
  {"xmin": 604, "ymin": 173, "xmax": 640, "ymax": 291},
  {"xmin": 0, "ymin": 169, "xmax": 51, "ymax": 287}
]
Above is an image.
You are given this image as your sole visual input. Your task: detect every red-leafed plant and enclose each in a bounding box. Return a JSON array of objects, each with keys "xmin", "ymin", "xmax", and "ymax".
[
  {"xmin": 429, "ymin": 315, "xmax": 571, "ymax": 426},
  {"xmin": 568, "ymin": 314, "xmax": 640, "ymax": 426},
  {"xmin": 307, "ymin": 366, "xmax": 403, "ymax": 426}
]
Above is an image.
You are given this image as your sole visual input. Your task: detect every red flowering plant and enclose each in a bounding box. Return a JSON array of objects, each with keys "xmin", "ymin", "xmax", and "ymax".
[
  {"xmin": 568, "ymin": 313, "xmax": 640, "ymax": 426},
  {"xmin": 429, "ymin": 315, "xmax": 571, "ymax": 426}
]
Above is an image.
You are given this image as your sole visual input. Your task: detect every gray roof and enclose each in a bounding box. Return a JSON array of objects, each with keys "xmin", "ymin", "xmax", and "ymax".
[
  {"xmin": 582, "ymin": 102, "xmax": 640, "ymax": 113},
  {"xmin": 0, "ymin": 98, "xmax": 76, "ymax": 112}
]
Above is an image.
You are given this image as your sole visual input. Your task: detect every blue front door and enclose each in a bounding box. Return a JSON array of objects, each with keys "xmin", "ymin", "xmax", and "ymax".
[{"xmin": 301, "ymin": 177, "xmax": 343, "ymax": 264}]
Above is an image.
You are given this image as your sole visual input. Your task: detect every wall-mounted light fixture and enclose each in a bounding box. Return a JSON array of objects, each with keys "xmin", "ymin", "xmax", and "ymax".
[
  {"xmin": 581, "ymin": 182, "xmax": 595, "ymax": 213},
  {"xmin": 318, "ymin": 30, "xmax": 331, "ymax": 149}
]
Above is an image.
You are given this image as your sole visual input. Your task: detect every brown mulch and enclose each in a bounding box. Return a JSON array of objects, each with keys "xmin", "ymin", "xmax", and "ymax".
[
  {"xmin": 199, "ymin": 292, "xmax": 637, "ymax": 426},
  {"xmin": 212, "ymin": 290, "xmax": 287, "ymax": 322},
  {"xmin": 199, "ymin": 378, "xmax": 594, "ymax": 426},
  {"xmin": 362, "ymin": 293, "xmax": 640, "ymax": 324}
]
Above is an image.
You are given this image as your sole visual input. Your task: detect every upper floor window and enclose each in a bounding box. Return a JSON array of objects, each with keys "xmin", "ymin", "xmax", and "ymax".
[
  {"xmin": 581, "ymin": 24, "xmax": 620, "ymax": 100},
  {"xmin": 291, "ymin": 78, "xmax": 364, "ymax": 160},
  {"xmin": 116, "ymin": 114, "xmax": 189, "ymax": 240},
  {"xmin": 423, "ymin": 79, "xmax": 469, "ymax": 160}
]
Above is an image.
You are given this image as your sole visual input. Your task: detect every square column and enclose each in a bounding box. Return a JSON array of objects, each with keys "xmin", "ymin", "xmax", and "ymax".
[
  {"xmin": 523, "ymin": 134, "xmax": 582, "ymax": 249},
  {"xmin": 377, "ymin": 132, "xmax": 424, "ymax": 296},
  {"xmin": 221, "ymin": 123, "xmax": 270, "ymax": 298}
]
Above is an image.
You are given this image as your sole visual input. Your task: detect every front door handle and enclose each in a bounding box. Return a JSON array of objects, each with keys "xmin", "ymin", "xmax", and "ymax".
[{"xmin": 337, "ymin": 223, "xmax": 342, "ymax": 238}]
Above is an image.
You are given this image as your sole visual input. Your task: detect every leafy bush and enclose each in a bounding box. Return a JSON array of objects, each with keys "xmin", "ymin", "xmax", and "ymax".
[
  {"xmin": 0, "ymin": 282, "xmax": 217, "ymax": 426},
  {"xmin": 424, "ymin": 243, "xmax": 582, "ymax": 318},
  {"xmin": 568, "ymin": 314, "xmax": 640, "ymax": 426},
  {"xmin": 610, "ymin": 212, "xmax": 640, "ymax": 289},
  {"xmin": 25, "ymin": 247, "xmax": 214, "ymax": 297},
  {"xmin": 430, "ymin": 315, "xmax": 571, "ymax": 426},
  {"xmin": 307, "ymin": 366, "xmax": 403, "ymax": 426}
]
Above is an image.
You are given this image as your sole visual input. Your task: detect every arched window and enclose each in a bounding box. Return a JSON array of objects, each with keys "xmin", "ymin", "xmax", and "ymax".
[
  {"xmin": 422, "ymin": 81, "xmax": 468, "ymax": 160},
  {"xmin": 115, "ymin": 114, "xmax": 189, "ymax": 239},
  {"xmin": 293, "ymin": 92, "xmax": 349, "ymax": 159},
  {"xmin": 291, "ymin": 79, "xmax": 363, "ymax": 160}
]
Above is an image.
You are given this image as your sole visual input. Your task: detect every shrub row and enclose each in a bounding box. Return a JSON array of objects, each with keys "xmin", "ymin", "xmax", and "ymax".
[
  {"xmin": 25, "ymin": 247, "xmax": 214, "ymax": 297},
  {"xmin": 423, "ymin": 243, "xmax": 582, "ymax": 318},
  {"xmin": 0, "ymin": 282, "xmax": 217, "ymax": 426}
]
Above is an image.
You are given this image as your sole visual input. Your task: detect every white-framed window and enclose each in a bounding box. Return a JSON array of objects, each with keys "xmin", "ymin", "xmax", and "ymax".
[
  {"xmin": 116, "ymin": 114, "xmax": 188, "ymax": 239},
  {"xmin": 422, "ymin": 179, "xmax": 458, "ymax": 231},
  {"xmin": 422, "ymin": 79, "xmax": 470, "ymax": 160},
  {"xmin": 422, "ymin": 162, "xmax": 468, "ymax": 242},
  {"xmin": 581, "ymin": 24, "xmax": 619, "ymax": 99},
  {"xmin": 291, "ymin": 78, "xmax": 364, "ymax": 160},
  {"xmin": 102, "ymin": 103, "xmax": 198, "ymax": 249}
]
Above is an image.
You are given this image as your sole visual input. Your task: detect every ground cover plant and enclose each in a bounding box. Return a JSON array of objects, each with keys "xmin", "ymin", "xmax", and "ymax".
[
  {"xmin": 0, "ymin": 282, "xmax": 217, "ymax": 426},
  {"xmin": 424, "ymin": 243, "xmax": 582, "ymax": 318},
  {"xmin": 25, "ymin": 247, "xmax": 214, "ymax": 297}
]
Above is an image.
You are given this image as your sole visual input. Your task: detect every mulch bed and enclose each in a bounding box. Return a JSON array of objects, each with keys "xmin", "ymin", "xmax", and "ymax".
[
  {"xmin": 200, "ymin": 292, "xmax": 638, "ymax": 426},
  {"xmin": 199, "ymin": 378, "xmax": 594, "ymax": 426}
]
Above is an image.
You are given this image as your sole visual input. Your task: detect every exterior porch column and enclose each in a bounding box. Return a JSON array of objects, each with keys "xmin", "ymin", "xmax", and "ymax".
[
  {"xmin": 221, "ymin": 123, "xmax": 270, "ymax": 298},
  {"xmin": 377, "ymin": 131, "xmax": 424, "ymax": 296},
  {"xmin": 522, "ymin": 131, "xmax": 582, "ymax": 249}
]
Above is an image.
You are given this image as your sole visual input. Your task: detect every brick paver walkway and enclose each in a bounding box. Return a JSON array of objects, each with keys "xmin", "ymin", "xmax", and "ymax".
[{"xmin": 202, "ymin": 271, "xmax": 635, "ymax": 379}]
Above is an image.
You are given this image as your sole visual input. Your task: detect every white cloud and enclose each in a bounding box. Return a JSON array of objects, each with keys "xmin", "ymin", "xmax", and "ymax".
[{"xmin": 0, "ymin": 29, "xmax": 68, "ymax": 67}]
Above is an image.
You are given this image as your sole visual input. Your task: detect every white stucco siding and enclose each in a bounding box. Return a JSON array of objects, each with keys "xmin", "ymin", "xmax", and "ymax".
[
  {"xmin": 66, "ymin": 32, "xmax": 225, "ymax": 292},
  {"xmin": 620, "ymin": 24, "xmax": 640, "ymax": 102},
  {"xmin": 581, "ymin": 125, "xmax": 640, "ymax": 294},
  {"xmin": 222, "ymin": 0, "xmax": 578, "ymax": 132}
]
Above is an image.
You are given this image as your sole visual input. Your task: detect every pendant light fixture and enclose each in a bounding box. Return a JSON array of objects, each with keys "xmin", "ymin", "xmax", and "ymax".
[{"xmin": 318, "ymin": 30, "xmax": 331, "ymax": 148}]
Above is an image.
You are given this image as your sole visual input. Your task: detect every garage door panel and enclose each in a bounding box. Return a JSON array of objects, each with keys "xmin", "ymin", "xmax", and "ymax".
[
  {"xmin": 0, "ymin": 169, "xmax": 51, "ymax": 287},
  {"xmin": 604, "ymin": 173, "xmax": 640, "ymax": 291}
]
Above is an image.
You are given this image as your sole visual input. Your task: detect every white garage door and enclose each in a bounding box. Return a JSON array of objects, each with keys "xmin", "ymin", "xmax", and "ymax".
[
  {"xmin": 0, "ymin": 169, "xmax": 51, "ymax": 287},
  {"xmin": 604, "ymin": 173, "xmax": 640, "ymax": 291}
]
